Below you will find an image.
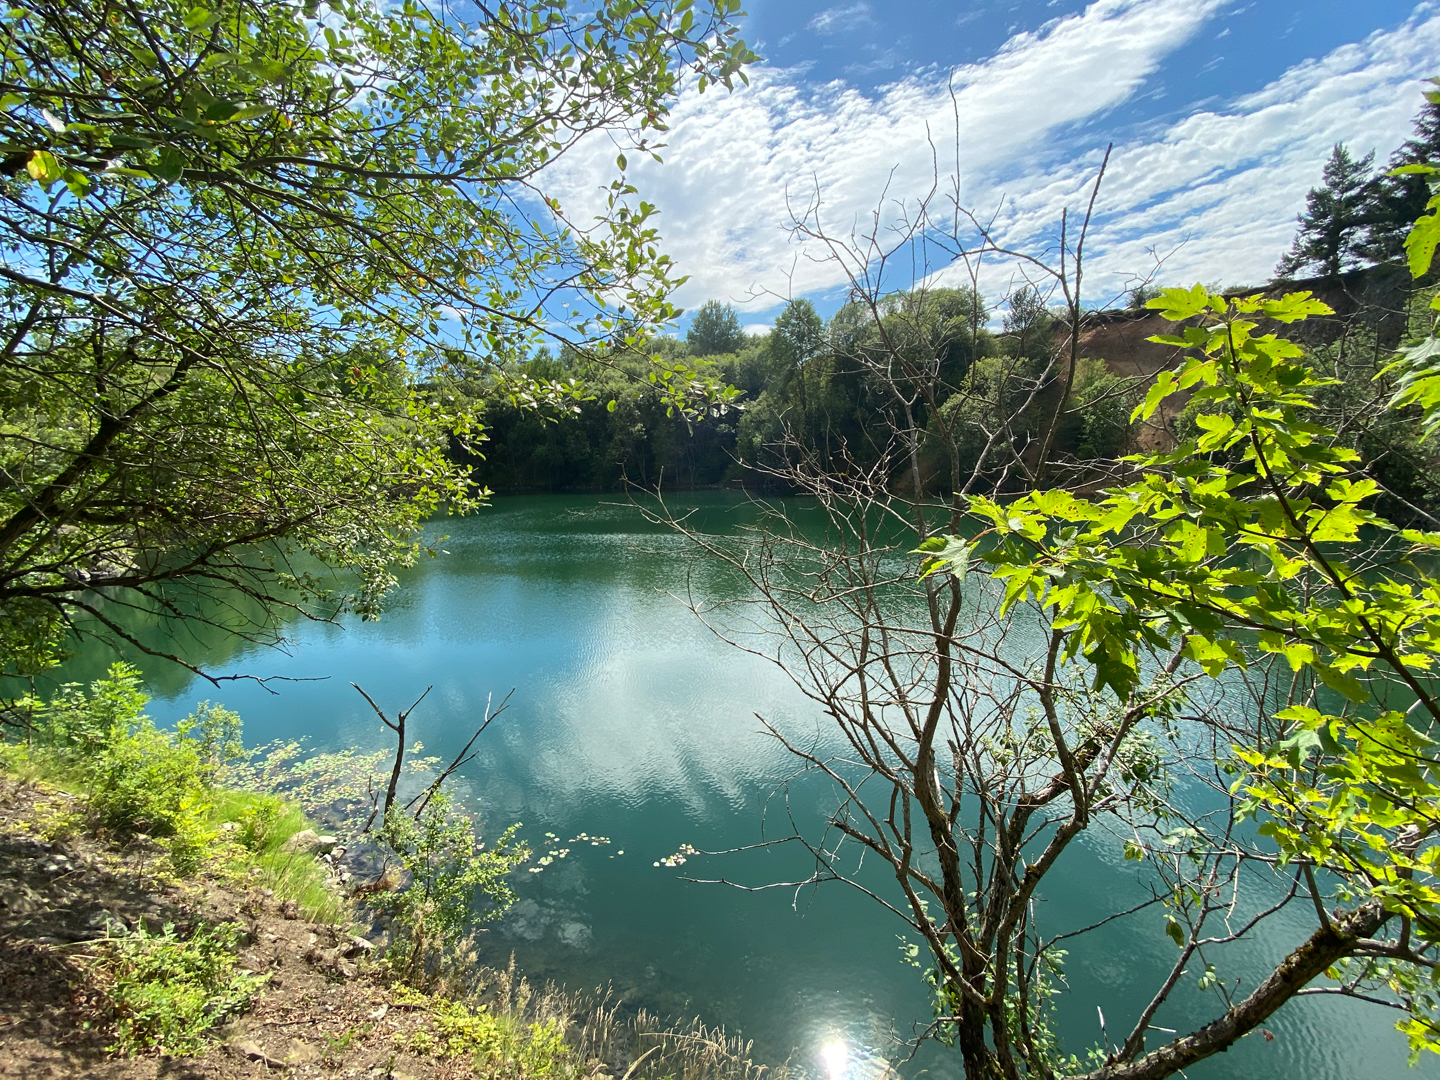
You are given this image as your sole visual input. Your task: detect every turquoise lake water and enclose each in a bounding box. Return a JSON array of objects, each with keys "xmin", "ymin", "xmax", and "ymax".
[{"xmin": 43, "ymin": 493, "xmax": 1433, "ymax": 1080}]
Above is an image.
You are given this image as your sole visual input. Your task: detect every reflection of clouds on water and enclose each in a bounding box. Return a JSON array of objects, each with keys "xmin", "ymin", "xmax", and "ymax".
[
  {"xmin": 432, "ymin": 534, "xmax": 829, "ymax": 821},
  {"xmin": 497, "ymin": 897, "xmax": 593, "ymax": 951}
]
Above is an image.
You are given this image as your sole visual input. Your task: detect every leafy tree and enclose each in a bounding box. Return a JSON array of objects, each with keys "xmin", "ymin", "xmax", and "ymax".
[
  {"xmin": 0, "ymin": 0, "xmax": 754, "ymax": 679},
  {"xmin": 1002, "ymin": 284, "xmax": 1054, "ymax": 360},
  {"xmin": 951, "ymin": 219, "xmax": 1440, "ymax": 1071},
  {"xmin": 1277, "ymin": 143, "xmax": 1377, "ymax": 278},
  {"xmin": 1126, "ymin": 282, "xmax": 1163, "ymax": 310},
  {"xmin": 1069, "ymin": 356, "xmax": 1137, "ymax": 459},
  {"xmin": 686, "ymin": 299, "xmax": 747, "ymax": 356},
  {"xmin": 769, "ymin": 298, "xmax": 826, "ymax": 374},
  {"xmin": 766, "ymin": 297, "xmax": 825, "ymax": 417}
]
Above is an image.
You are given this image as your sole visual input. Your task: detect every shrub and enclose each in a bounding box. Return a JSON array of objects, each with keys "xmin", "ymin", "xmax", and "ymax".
[
  {"xmin": 234, "ymin": 792, "xmax": 287, "ymax": 853},
  {"xmin": 98, "ymin": 921, "xmax": 266, "ymax": 1056},
  {"xmin": 1070, "ymin": 356, "xmax": 1138, "ymax": 459},
  {"xmin": 396, "ymin": 986, "xmax": 571, "ymax": 1077},
  {"xmin": 17, "ymin": 664, "xmax": 246, "ymax": 873},
  {"xmin": 376, "ymin": 792, "xmax": 528, "ymax": 985}
]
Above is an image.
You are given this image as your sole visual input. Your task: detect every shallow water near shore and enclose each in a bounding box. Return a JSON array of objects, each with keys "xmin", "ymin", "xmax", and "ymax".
[{"xmin": 44, "ymin": 493, "xmax": 1433, "ymax": 1080}]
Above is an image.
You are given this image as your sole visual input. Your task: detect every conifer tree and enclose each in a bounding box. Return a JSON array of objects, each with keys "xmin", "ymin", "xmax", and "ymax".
[
  {"xmin": 1365, "ymin": 83, "xmax": 1440, "ymax": 264},
  {"xmin": 1276, "ymin": 143, "xmax": 1377, "ymax": 278}
]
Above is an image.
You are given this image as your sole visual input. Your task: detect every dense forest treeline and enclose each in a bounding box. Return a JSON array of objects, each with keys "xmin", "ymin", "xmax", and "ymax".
[
  {"xmin": 460, "ymin": 288, "xmax": 1145, "ymax": 493},
  {"xmin": 459, "ymin": 281, "xmax": 1440, "ymax": 517}
]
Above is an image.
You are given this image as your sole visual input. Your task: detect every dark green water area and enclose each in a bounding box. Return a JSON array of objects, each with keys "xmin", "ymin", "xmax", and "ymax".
[{"xmin": 36, "ymin": 494, "xmax": 1433, "ymax": 1080}]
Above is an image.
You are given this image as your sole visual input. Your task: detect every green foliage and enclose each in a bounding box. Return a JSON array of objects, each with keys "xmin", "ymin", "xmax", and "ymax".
[
  {"xmin": 375, "ymin": 792, "xmax": 529, "ymax": 985},
  {"xmin": 97, "ymin": 920, "xmax": 266, "ymax": 1056},
  {"xmin": 1127, "ymin": 283, "xmax": 1164, "ymax": 310},
  {"xmin": 203, "ymin": 787, "xmax": 347, "ymax": 922},
  {"xmin": 925, "ymin": 351, "xmax": 1041, "ymax": 489},
  {"xmin": 1003, "ymin": 285, "xmax": 1055, "ymax": 360},
  {"xmin": 221, "ymin": 739, "xmax": 394, "ymax": 840},
  {"xmin": 20, "ymin": 664, "xmax": 227, "ymax": 871},
  {"xmin": 458, "ymin": 339, "xmax": 745, "ymax": 491},
  {"xmin": 962, "ymin": 273, "xmax": 1440, "ymax": 1058},
  {"xmin": 2, "ymin": 663, "xmax": 348, "ymax": 915},
  {"xmin": 1366, "ymin": 78, "xmax": 1440, "ymax": 265},
  {"xmin": 1278, "ymin": 84, "xmax": 1440, "ymax": 272},
  {"xmin": 1384, "ymin": 164, "xmax": 1440, "ymax": 441},
  {"xmin": 768, "ymin": 299, "xmax": 826, "ymax": 376},
  {"xmin": 398, "ymin": 985, "xmax": 570, "ymax": 1076},
  {"xmin": 687, "ymin": 301, "xmax": 747, "ymax": 357},
  {"xmin": 0, "ymin": 0, "xmax": 755, "ymax": 677},
  {"xmin": 1277, "ymin": 143, "xmax": 1377, "ymax": 278},
  {"xmin": 232, "ymin": 791, "xmax": 288, "ymax": 853},
  {"xmin": 1069, "ymin": 356, "xmax": 1138, "ymax": 460}
]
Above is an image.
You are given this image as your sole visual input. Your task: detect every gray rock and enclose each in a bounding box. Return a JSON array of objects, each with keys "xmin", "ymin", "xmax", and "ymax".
[
  {"xmin": 558, "ymin": 921, "xmax": 593, "ymax": 949},
  {"xmin": 279, "ymin": 829, "xmax": 338, "ymax": 856},
  {"xmin": 342, "ymin": 934, "xmax": 375, "ymax": 957}
]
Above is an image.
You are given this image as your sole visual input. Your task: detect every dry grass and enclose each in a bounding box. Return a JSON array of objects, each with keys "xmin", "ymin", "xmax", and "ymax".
[{"xmin": 455, "ymin": 956, "xmax": 795, "ymax": 1080}]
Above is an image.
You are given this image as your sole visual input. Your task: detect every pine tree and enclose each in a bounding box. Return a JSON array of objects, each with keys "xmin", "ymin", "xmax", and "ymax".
[
  {"xmin": 1364, "ymin": 85, "xmax": 1440, "ymax": 264},
  {"xmin": 1276, "ymin": 143, "xmax": 1376, "ymax": 279}
]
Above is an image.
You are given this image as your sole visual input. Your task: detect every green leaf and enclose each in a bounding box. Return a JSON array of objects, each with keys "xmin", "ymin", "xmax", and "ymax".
[
  {"xmin": 1315, "ymin": 663, "xmax": 1367, "ymax": 704},
  {"xmin": 616, "ymin": 153, "xmax": 627, "ymax": 171},
  {"xmin": 1405, "ymin": 202, "xmax": 1440, "ymax": 279},
  {"xmin": 61, "ymin": 167, "xmax": 90, "ymax": 198},
  {"xmin": 152, "ymin": 146, "xmax": 185, "ymax": 184},
  {"xmin": 1133, "ymin": 371, "xmax": 1177, "ymax": 422},
  {"xmin": 914, "ymin": 535, "xmax": 970, "ymax": 581},
  {"xmin": 25, "ymin": 149, "xmax": 62, "ymax": 188},
  {"xmin": 1164, "ymin": 917, "xmax": 1185, "ymax": 947},
  {"xmin": 1149, "ymin": 283, "xmax": 1216, "ymax": 322},
  {"xmin": 183, "ymin": 7, "xmax": 221, "ymax": 31},
  {"xmin": 224, "ymin": 103, "xmax": 275, "ymax": 124},
  {"xmin": 1258, "ymin": 291, "xmax": 1333, "ymax": 323}
]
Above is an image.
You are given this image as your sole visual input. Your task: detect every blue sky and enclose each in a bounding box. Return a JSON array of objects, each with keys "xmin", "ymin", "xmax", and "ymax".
[
  {"xmin": 743, "ymin": 1, "xmax": 1419, "ymax": 103},
  {"xmin": 539, "ymin": 1, "xmax": 1440, "ymax": 329}
]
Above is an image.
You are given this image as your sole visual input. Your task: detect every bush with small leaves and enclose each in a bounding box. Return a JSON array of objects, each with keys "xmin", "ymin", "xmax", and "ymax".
[{"xmin": 98, "ymin": 921, "xmax": 266, "ymax": 1056}]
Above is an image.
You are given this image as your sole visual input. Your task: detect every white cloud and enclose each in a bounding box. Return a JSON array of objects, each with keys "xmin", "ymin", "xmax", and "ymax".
[
  {"xmin": 975, "ymin": 5, "xmax": 1440, "ymax": 299},
  {"xmin": 808, "ymin": 3, "xmax": 874, "ymax": 35},
  {"xmin": 742, "ymin": 323, "xmax": 771, "ymax": 336},
  {"xmin": 539, "ymin": 1, "xmax": 1440, "ymax": 315}
]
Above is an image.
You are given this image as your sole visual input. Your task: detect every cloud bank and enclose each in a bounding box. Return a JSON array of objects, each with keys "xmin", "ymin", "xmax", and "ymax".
[{"xmin": 540, "ymin": 1, "xmax": 1440, "ymax": 317}]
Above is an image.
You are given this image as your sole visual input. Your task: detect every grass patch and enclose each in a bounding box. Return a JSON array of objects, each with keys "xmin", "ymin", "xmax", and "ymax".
[
  {"xmin": 398, "ymin": 959, "xmax": 795, "ymax": 1080},
  {"xmin": 396, "ymin": 985, "xmax": 573, "ymax": 1078},
  {"xmin": 0, "ymin": 746, "xmax": 348, "ymax": 924},
  {"xmin": 207, "ymin": 789, "xmax": 350, "ymax": 924}
]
